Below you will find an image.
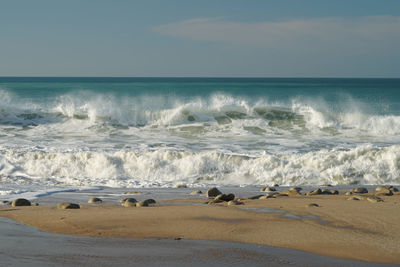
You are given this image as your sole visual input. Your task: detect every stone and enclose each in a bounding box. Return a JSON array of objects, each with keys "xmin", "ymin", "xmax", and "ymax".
[
  {"xmin": 190, "ymin": 190, "xmax": 202, "ymax": 195},
  {"xmin": 307, "ymin": 203, "xmax": 319, "ymax": 207},
  {"xmin": 351, "ymin": 187, "xmax": 368, "ymax": 194},
  {"xmin": 367, "ymin": 196, "xmax": 384, "ymax": 203},
  {"xmin": 12, "ymin": 199, "xmax": 31, "ymax": 207},
  {"xmin": 57, "ymin": 202, "xmax": 80, "ymax": 209},
  {"xmin": 261, "ymin": 187, "xmax": 276, "ymax": 192},
  {"xmin": 206, "ymin": 187, "xmax": 222, "ymax": 198},
  {"xmin": 215, "ymin": 193, "xmax": 235, "ymax": 202},
  {"xmin": 136, "ymin": 201, "xmax": 149, "ymax": 207},
  {"xmin": 228, "ymin": 200, "xmax": 244, "ymax": 206},
  {"xmin": 88, "ymin": 197, "xmax": 102, "ymax": 203}
]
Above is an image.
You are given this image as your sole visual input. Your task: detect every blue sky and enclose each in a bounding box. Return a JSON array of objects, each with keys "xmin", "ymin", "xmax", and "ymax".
[{"xmin": 1, "ymin": 0, "xmax": 399, "ymax": 77}]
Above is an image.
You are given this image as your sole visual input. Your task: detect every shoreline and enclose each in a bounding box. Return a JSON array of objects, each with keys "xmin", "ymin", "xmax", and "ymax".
[{"xmin": 1, "ymin": 189, "xmax": 400, "ymax": 265}]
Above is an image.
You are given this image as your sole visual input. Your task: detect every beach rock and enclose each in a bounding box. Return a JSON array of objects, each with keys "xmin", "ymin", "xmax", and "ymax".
[
  {"xmin": 190, "ymin": 190, "xmax": 202, "ymax": 195},
  {"xmin": 88, "ymin": 197, "xmax": 102, "ymax": 203},
  {"xmin": 351, "ymin": 187, "xmax": 368, "ymax": 194},
  {"xmin": 261, "ymin": 187, "xmax": 276, "ymax": 192},
  {"xmin": 175, "ymin": 184, "xmax": 187, "ymax": 188},
  {"xmin": 367, "ymin": 196, "xmax": 384, "ymax": 203},
  {"xmin": 307, "ymin": 203, "xmax": 319, "ymax": 207},
  {"xmin": 12, "ymin": 198, "xmax": 31, "ymax": 207},
  {"xmin": 57, "ymin": 202, "xmax": 80, "ymax": 209},
  {"xmin": 228, "ymin": 200, "xmax": 244, "ymax": 206},
  {"xmin": 206, "ymin": 187, "xmax": 222, "ymax": 198},
  {"xmin": 215, "ymin": 193, "xmax": 235, "ymax": 202},
  {"xmin": 1, "ymin": 201, "xmax": 11, "ymax": 205},
  {"xmin": 136, "ymin": 201, "xmax": 149, "ymax": 207}
]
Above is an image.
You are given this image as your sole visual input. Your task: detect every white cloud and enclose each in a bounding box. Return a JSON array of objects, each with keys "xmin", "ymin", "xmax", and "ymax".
[{"xmin": 153, "ymin": 16, "xmax": 400, "ymax": 49}]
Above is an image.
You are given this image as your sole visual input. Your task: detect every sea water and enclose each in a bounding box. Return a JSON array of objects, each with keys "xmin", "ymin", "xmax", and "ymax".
[{"xmin": 1, "ymin": 77, "xmax": 400, "ymax": 199}]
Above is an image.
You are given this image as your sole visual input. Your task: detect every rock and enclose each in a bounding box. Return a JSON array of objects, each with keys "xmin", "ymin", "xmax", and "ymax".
[
  {"xmin": 351, "ymin": 187, "xmax": 368, "ymax": 194},
  {"xmin": 307, "ymin": 203, "xmax": 319, "ymax": 207},
  {"xmin": 228, "ymin": 200, "xmax": 244, "ymax": 206},
  {"xmin": 215, "ymin": 193, "xmax": 235, "ymax": 202},
  {"xmin": 206, "ymin": 187, "xmax": 222, "ymax": 198},
  {"xmin": 136, "ymin": 201, "xmax": 149, "ymax": 207},
  {"xmin": 1, "ymin": 201, "xmax": 11, "ymax": 205},
  {"xmin": 144, "ymin": 199, "xmax": 156, "ymax": 204},
  {"xmin": 176, "ymin": 184, "xmax": 187, "ymax": 188},
  {"xmin": 11, "ymin": 199, "xmax": 31, "ymax": 207},
  {"xmin": 121, "ymin": 198, "xmax": 137, "ymax": 207},
  {"xmin": 57, "ymin": 202, "xmax": 80, "ymax": 209},
  {"xmin": 261, "ymin": 187, "xmax": 276, "ymax": 192},
  {"xmin": 190, "ymin": 190, "xmax": 202, "ymax": 195},
  {"xmin": 88, "ymin": 197, "xmax": 102, "ymax": 203},
  {"xmin": 367, "ymin": 196, "xmax": 384, "ymax": 203},
  {"xmin": 307, "ymin": 188, "xmax": 322, "ymax": 196}
]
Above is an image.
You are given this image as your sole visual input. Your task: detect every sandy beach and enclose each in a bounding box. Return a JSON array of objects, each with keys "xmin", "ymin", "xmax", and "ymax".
[{"xmin": 1, "ymin": 188, "xmax": 399, "ymax": 265}]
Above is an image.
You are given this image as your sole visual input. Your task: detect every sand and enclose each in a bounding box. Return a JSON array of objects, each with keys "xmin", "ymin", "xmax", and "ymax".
[{"xmin": 1, "ymin": 192, "xmax": 400, "ymax": 265}]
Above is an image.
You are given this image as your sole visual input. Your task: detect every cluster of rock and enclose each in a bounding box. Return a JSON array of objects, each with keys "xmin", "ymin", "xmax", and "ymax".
[{"xmin": 205, "ymin": 187, "xmax": 243, "ymax": 206}]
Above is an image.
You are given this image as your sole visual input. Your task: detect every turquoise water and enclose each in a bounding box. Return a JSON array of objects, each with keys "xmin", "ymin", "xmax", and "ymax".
[{"xmin": 0, "ymin": 78, "xmax": 400, "ymax": 196}]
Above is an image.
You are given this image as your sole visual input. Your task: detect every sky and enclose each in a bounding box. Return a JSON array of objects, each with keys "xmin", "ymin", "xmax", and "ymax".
[{"xmin": 0, "ymin": 0, "xmax": 400, "ymax": 77}]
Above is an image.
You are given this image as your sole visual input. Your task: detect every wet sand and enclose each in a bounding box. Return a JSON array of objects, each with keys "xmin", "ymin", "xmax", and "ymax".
[{"xmin": 1, "ymin": 191, "xmax": 399, "ymax": 265}]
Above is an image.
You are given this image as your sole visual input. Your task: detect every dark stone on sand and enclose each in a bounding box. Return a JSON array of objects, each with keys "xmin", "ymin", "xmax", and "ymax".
[
  {"xmin": 12, "ymin": 199, "xmax": 31, "ymax": 207},
  {"xmin": 206, "ymin": 187, "xmax": 222, "ymax": 198},
  {"xmin": 190, "ymin": 190, "xmax": 202, "ymax": 195},
  {"xmin": 136, "ymin": 201, "xmax": 149, "ymax": 207},
  {"xmin": 351, "ymin": 187, "xmax": 368, "ymax": 194},
  {"xmin": 88, "ymin": 197, "xmax": 102, "ymax": 203},
  {"xmin": 307, "ymin": 203, "xmax": 319, "ymax": 207},
  {"xmin": 57, "ymin": 202, "xmax": 80, "ymax": 209},
  {"xmin": 228, "ymin": 200, "xmax": 244, "ymax": 206},
  {"xmin": 367, "ymin": 196, "xmax": 384, "ymax": 203},
  {"xmin": 215, "ymin": 193, "xmax": 235, "ymax": 202}
]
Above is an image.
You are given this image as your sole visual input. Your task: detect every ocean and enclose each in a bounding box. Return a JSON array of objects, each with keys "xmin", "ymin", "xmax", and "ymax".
[{"xmin": 1, "ymin": 77, "xmax": 400, "ymax": 199}]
